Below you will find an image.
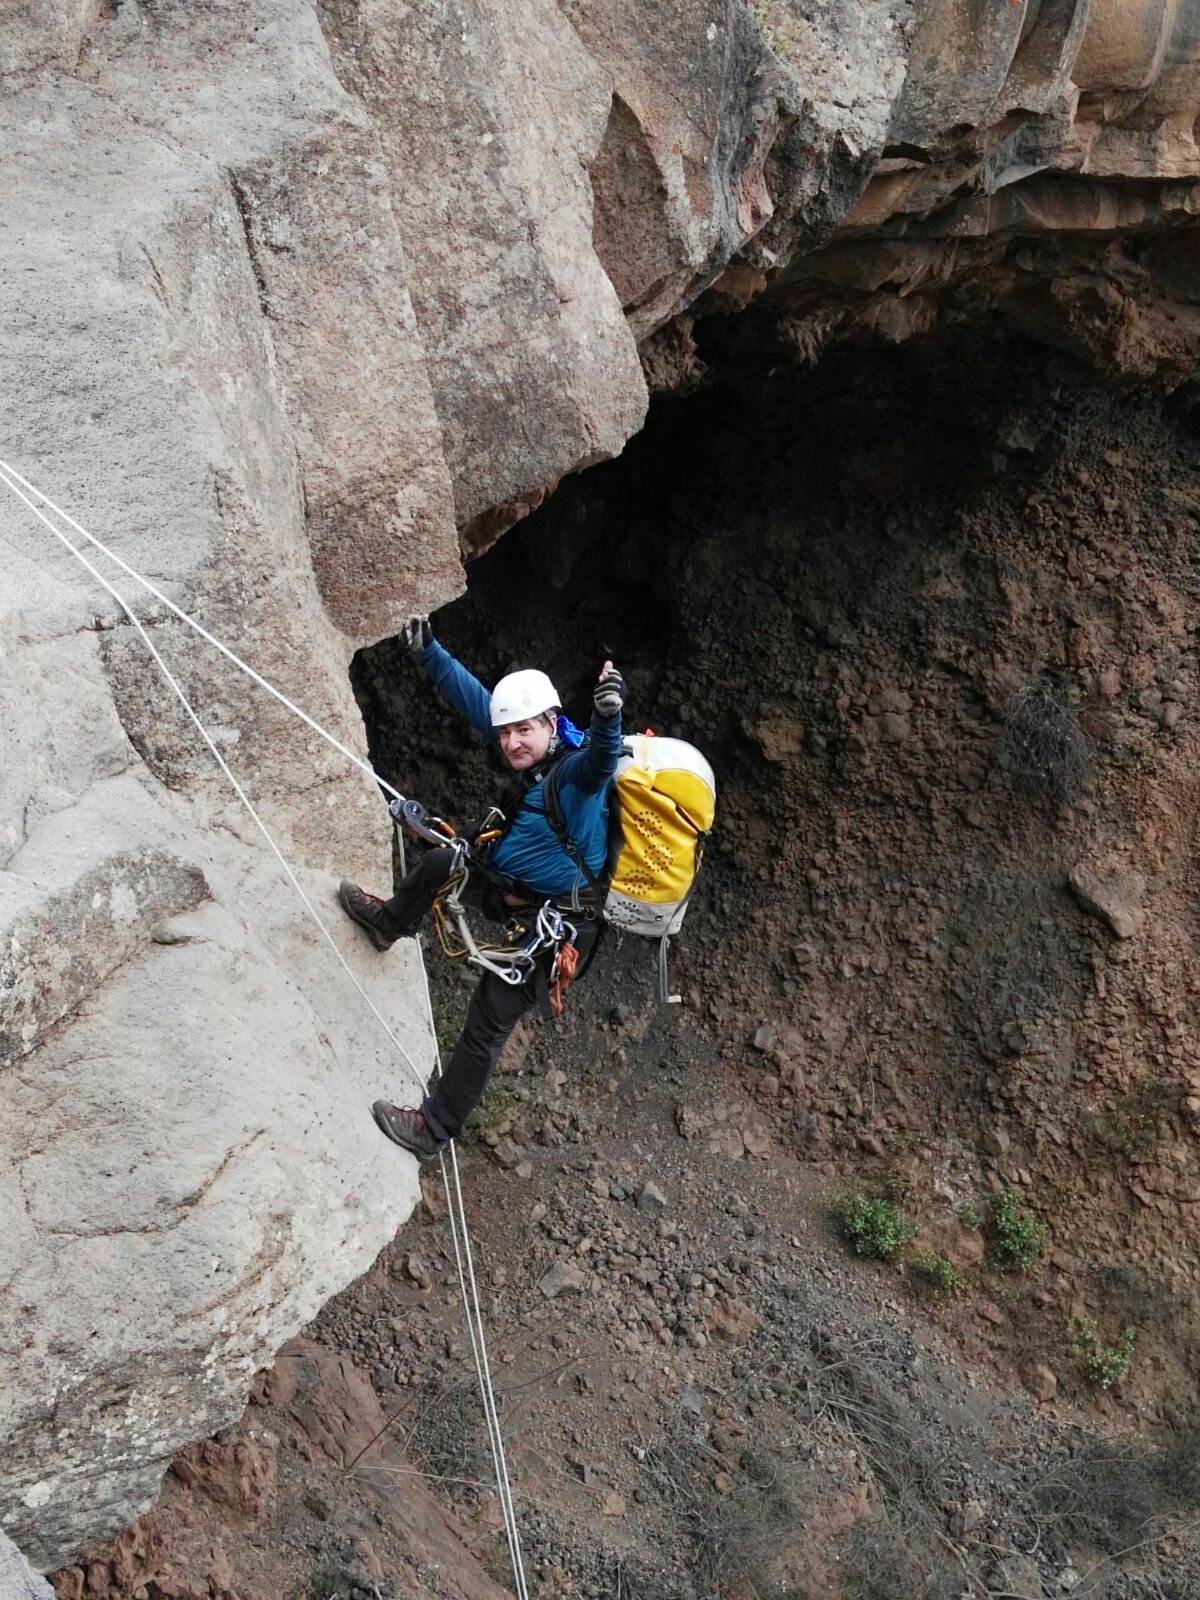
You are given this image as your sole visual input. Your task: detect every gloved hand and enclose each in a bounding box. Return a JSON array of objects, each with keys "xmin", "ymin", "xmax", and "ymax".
[
  {"xmin": 400, "ymin": 613, "xmax": 432, "ymax": 657},
  {"xmin": 593, "ymin": 659, "xmax": 626, "ymax": 719}
]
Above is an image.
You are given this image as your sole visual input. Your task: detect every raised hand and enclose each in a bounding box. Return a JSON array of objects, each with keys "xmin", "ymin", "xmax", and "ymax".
[
  {"xmin": 593, "ymin": 658, "xmax": 626, "ymax": 719},
  {"xmin": 400, "ymin": 613, "xmax": 433, "ymax": 656}
]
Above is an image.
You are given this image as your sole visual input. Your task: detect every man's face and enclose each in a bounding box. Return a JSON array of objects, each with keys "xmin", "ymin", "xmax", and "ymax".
[{"xmin": 498, "ymin": 715, "xmax": 553, "ymax": 771}]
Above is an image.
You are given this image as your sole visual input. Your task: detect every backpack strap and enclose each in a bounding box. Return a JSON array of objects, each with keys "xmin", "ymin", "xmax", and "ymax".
[
  {"xmin": 541, "ymin": 758, "xmax": 608, "ymax": 913},
  {"xmin": 540, "ymin": 760, "xmax": 610, "ymax": 991}
]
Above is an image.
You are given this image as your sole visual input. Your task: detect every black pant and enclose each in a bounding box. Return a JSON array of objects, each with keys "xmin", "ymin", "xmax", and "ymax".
[
  {"xmin": 381, "ymin": 846, "xmax": 459, "ymax": 935},
  {"xmin": 384, "ymin": 848, "xmax": 598, "ymax": 1141}
]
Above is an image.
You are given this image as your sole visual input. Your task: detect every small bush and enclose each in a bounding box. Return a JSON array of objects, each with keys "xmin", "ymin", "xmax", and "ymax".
[
  {"xmin": 956, "ymin": 1199, "xmax": 984, "ymax": 1231},
  {"xmin": 840, "ymin": 1518, "xmax": 961, "ymax": 1600},
  {"xmin": 465, "ymin": 1078, "xmax": 519, "ymax": 1142},
  {"xmin": 748, "ymin": 1, "xmax": 787, "ymax": 58},
  {"xmin": 839, "ymin": 1190, "xmax": 916, "ymax": 1262},
  {"xmin": 908, "ymin": 1249, "xmax": 958, "ymax": 1299},
  {"xmin": 1080, "ymin": 1077, "xmax": 1176, "ymax": 1161},
  {"xmin": 983, "ymin": 1188, "xmax": 1047, "ymax": 1273},
  {"xmin": 1093, "ymin": 1261, "xmax": 1177, "ymax": 1331},
  {"xmin": 1079, "ymin": 1106, "xmax": 1133, "ymax": 1155},
  {"xmin": 1034, "ymin": 1435, "xmax": 1197, "ymax": 1554},
  {"xmin": 1071, "ymin": 1318, "xmax": 1136, "ymax": 1389},
  {"xmin": 1000, "ymin": 670, "xmax": 1095, "ymax": 806}
]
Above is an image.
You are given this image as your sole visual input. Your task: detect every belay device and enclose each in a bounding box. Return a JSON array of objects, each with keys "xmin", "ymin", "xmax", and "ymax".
[{"xmin": 388, "ymin": 794, "xmax": 579, "ymax": 992}]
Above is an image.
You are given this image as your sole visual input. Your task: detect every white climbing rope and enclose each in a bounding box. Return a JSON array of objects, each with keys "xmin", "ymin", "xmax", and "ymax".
[
  {"xmin": 0, "ymin": 461, "xmax": 530, "ymax": 1600},
  {"xmin": 0, "ymin": 455, "xmax": 405, "ymax": 805}
]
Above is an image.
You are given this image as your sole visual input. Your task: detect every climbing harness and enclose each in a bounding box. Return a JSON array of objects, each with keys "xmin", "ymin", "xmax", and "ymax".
[
  {"xmin": 389, "ymin": 795, "xmax": 578, "ymax": 991},
  {"xmin": 0, "ymin": 457, "xmax": 532, "ymax": 1600}
]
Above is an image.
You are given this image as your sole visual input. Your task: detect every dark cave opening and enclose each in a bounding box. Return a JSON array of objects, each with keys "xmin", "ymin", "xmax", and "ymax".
[
  {"xmin": 352, "ymin": 332, "xmax": 1200, "ymax": 1197},
  {"xmin": 335, "ymin": 338, "xmax": 1200, "ymax": 1596}
]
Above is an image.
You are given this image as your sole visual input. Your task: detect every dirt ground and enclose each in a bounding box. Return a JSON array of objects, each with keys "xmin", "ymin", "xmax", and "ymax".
[{"xmin": 53, "ymin": 337, "xmax": 1200, "ymax": 1599}]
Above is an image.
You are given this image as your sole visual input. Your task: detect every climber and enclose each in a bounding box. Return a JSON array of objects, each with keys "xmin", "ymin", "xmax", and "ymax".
[{"xmin": 338, "ymin": 614, "xmax": 625, "ymax": 1160}]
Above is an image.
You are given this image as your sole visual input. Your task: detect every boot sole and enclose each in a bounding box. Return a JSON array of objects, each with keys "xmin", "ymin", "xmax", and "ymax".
[{"xmin": 338, "ymin": 881, "xmax": 397, "ymax": 952}]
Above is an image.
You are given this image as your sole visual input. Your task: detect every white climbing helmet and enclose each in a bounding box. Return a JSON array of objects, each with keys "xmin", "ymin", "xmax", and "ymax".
[{"xmin": 489, "ymin": 668, "xmax": 561, "ymax": 727}]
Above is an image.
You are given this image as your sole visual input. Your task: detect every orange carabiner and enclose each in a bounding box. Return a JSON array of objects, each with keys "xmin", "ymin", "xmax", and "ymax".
[{"xmin": 548, "ymin": 940, "xmax": 580, "ymax": 1017}]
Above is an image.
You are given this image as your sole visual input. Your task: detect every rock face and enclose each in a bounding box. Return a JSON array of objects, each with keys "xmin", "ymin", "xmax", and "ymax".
[
  {"xmin": 1, "ymin": 1, "xmax": 450, "ymax": 1571},
  {"xmin": 4, "ymin": 0, "xmax": 1200, "ymax": 1576},
  {"xmin": 0, "ymin": 1530, "xmax": 54, "ymax": 1600},
  {"xmin": 711, "ymin": 0, "xmax": 1200, "ymax": 377}
]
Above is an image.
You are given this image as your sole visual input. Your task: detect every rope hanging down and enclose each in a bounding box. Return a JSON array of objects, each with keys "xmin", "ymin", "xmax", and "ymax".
[{"xmin": 0, "ymin": 459, "xmax": 530, "ymax": 1600}]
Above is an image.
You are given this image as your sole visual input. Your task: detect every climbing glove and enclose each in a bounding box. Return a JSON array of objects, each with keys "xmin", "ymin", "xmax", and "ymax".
[
  {"xmin": 593, "ymin": 664, "xmax": 626, "ymax": 720},
  {"xmin": 401, "ymin": 614, "xmax": 432, "ymax": 657}
]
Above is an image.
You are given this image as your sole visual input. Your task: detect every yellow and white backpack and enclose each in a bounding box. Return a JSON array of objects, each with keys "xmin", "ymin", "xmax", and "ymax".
[
  {"xmin": 606, "ymin": 732, "xmax": 715, "ymax": 935},
  {"xmin": 547, "ymin": 732, "xmax": 716, "ymax": 1003}
]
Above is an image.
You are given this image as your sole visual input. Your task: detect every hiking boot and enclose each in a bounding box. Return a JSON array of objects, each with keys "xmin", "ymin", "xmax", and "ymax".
[
  {"xmin": 338, "ymin": 880, "xmax": 402, "ymax": 951},
  {"xmin": 372, "ymin": 1100, "xmax": 446, "ymax": 1161}
]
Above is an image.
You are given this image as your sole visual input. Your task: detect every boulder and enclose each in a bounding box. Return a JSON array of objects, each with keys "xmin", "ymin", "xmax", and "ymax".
[
  {"xmin": 539, "ymin": 1261, "xmax": 587, "ymax": 1299},
  {"xmin": 1068, "ymin": 862, "xmax": 1147, "ymax": 940},
  {"xmin": 1023, "ymin": 1363, "xmax": 1059, "ymax": 1404},
  {"xmin": 636, "ymin": 1181, "xmax": 668, "ymax": 1218}
]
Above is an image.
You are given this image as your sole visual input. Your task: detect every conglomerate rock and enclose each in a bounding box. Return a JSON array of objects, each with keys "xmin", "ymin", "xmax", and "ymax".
[{"xmin": 3, "ymin": 0, "xmax": 1200, "ymax": 1575}]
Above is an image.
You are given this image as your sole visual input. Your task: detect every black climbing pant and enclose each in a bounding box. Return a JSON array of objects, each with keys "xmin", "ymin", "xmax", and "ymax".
[
  {"xmin": 382, "ymin": 848, "xmax": 600, "ymax": 1142},
  {"xmin": 423, "ymin": 917, "xmax": 599, "ymax": 1141},
  {"xmin": 380, "ymin": 846, "xmax": 459, "ymax": 935}
]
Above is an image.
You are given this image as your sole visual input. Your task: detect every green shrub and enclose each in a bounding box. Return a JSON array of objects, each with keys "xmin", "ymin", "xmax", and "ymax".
[
  {"xmin": 984, "ymin": 1188, "xmax": 1047, "ymax": 1273},
  {"xmin": 908, "ymin": 1249, "xmax": 958, "ymax": 1299},
  {"xmin": 839, "ymin": 1190, "xmax": 916, "ymax": 1262},
  {"xmin": 1071, "ymin": 1318, "xmax": 1136, "ymax": 1389}
]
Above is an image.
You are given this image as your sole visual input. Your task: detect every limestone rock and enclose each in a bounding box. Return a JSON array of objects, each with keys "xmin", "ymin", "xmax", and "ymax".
[
  {"xmin": 715, "ymin": 0, "xmax": 1200, "ymax": 381},
  {"xmin": 2, "ymin": 900, "xmax": 430, "ymax": 1567},
  {"xmin": 318, "ymin": 0, "xmax": 647, "ymax": 548}
]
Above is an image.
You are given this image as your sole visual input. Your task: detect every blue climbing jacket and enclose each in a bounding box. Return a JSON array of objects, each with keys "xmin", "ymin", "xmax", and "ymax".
[{"xmin": 416, "ymin": 639, "xmax": 621, "ymax": 898}]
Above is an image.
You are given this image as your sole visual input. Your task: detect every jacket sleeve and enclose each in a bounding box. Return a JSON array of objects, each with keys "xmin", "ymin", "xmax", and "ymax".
[
  {"xmin": 417, "ymin": 640, "xmax": 495, "ymax": 740},
  {"xmin": 570, "ymin": 707, "xmax": 624, "ymax": 794}
]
